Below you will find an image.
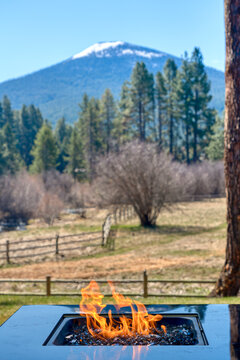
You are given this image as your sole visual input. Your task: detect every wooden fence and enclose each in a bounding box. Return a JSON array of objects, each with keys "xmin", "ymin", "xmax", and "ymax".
[
  {"xmin": 0, "ymin": 271, "xmax": 216, "ymax": 297},
  {"xmin": 0, "ymin": 231, "xmax": 102, "ymax": 264}
]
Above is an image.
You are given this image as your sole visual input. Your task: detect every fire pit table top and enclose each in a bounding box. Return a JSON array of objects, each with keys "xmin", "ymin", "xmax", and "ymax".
[{"xmin": 0, "ymin": 304, "xmax": 239, "ymax": 360}]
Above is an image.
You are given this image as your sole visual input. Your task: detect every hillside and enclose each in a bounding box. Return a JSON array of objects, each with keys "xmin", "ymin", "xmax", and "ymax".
[{"xmin": 0, "ymin": 41, "xmax": 225, "ymax": 125}]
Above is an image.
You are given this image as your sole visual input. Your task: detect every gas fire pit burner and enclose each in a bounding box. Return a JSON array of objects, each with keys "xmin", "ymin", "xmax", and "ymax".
[{"xmin": 44, "ymin": 313, "xmax": 207, "ymax": 346}]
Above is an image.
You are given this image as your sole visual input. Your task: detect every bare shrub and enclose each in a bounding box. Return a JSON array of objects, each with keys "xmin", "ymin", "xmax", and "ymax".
[
  {"xmin": 42, "ymin": 170, "xmax": 74, "ymax": 204},
  {"xmin": 95, "ymin": 141, "xmax": 190, "ymax": 227},
  {"xmin": 0, "ymin": 171, "xmax": 43, "ymax": 222},
  {"xmin": 37, "ymin": 192, "xmax": 64, "ymax": 225},
  {"xmin": 42, "ymin": 170, "xmax": 88, "ymax": 210},
  {"xmin": 188, "ymin": 161, "xmax": 225, "ymax": 196}
]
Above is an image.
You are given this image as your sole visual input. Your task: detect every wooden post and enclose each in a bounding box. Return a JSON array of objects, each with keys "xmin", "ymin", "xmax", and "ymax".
[
  {"xmin": 101, "ymin": 223, "xmax": 105, "ymax": 247},
  {"xmin": 46, "ymin": 276, "xmax": 51, "ymax": 296},
  {"xmin": 55, "ymin": 234, "xmax": 59, "ymax": 255},
  {"xmin": 6, "ymin": 241, "xmax": 10, "ymax": 264},
  {"xmin": 114, "ymin": 210, "xmax": 117, "ymax": 224},
  {"xmin": 143, "ymin": 270, "xmax": 148, "ymax": 298}
]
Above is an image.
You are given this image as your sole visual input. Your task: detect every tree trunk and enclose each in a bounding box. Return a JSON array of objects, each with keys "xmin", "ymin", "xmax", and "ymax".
[
  {"xmin": 186, "ymin": 122, "xmax": 190, "ymax": 164},
  {"xmin": 169, "ymin": 114, "xmax": 173, "ymax": 154},
  {"xmin": 193, "ymin": 90, "xmax": 199, "ymax": 162},
  {"xmin": 210, "ymin": 0, "xmax": 240, "ymax": 296},
  {"xmin": 230, "ymin": 306, "xmax": 240, "ymax": 359},
  {"xmin": 158, "ymin": 101, "xmax": 162, "ymax": 150}
]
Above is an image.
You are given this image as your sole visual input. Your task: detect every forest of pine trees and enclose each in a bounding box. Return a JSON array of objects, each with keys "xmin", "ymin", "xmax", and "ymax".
[{"xmin": 0, "ymin": 47, "xmax": 223, "ymax": 180}]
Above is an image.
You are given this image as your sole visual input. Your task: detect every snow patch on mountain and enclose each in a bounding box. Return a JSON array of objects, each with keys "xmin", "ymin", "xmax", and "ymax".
[
  {"xmin": 72, "ymin": 41, "xmax": 166, "ymax": 60},
  {"xmin": 72, "ymin": 41, "xmax": 124, "ymax": 59},
  {"xmin": 121, "ymin": 49, "xmax": 164, "ymax": 58}
]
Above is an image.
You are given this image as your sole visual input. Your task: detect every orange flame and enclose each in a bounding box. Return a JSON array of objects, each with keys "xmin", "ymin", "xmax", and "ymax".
[{"xmin": 80, "ymin": 281, "xmax": 166, "ymax": 340}]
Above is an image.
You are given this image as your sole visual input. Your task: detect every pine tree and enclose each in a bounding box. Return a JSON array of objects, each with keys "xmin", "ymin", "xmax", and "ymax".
[
  {"xmin": 176, "ymin": 53, "xmax": 193, "ymax": 163},
  {"xmin": 130, "ymin": 62, "xmax": 155, "ymax": 141},
  {"xmin": 30, "ymin": 123, "xmax": 59, "ymax": 173},
  {"xmin": 78, "ymin": 95, "xmax": 103, "ymax": 180},
  {"xmin": 2, "ymin": 96, "xmax": 14, "ymax": 129},
  {"xmin": 16, "ymin": 104, "xmax": 44, "ymax": 167},
  {"xmin": 190, "ymin": 48, "xmax": 214, "ymax": 162},
  {"xmin": 55, "ymin": 117, "xmax": 72, "ymax": 172},
  {"xmin": 114, "ymin": 81, "xmax": 133, "ymax": 147},
  {"xmin": 163, "ymin": 59, "xmax": 178, "ymax": 154},
  {"xmin": 206, "ymin": 114, "xmax": 224, "ymax": 160},
  {"xmin": 0, "ymin": 101, "xmax": 3, "ymax": 128},
  {"xmin": 28, "ymin": 105, "xmax": 44, "ymax": 138},
  {"xmin": 65, "ymin": 126, "xmax": 85, "ymax": 180},
  {"xmin": 100, "ymin": 89, "xmax": 116, "ymax": 153},
  {"xmin": 155, "ymin": 71, "xmax": 167, "ymax": 149},
  {"xmin": 1, "ymin": 122, "xmax": 21, "ymax": 173}
]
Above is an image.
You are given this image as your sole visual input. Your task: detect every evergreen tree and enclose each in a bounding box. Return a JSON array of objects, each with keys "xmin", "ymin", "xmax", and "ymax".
[
  {"xmin": 1, "ymin": 122, "xmax": 21, "ymax": 173},
  {"xmin": 65, "ymin": 126, "xmax": 85, "ymax": 179},
  {"xmin": 163, "ymin": 59, "xmax": 178, "ymax": 154},
  {"xmin": 0, "ymin": 101, "xmax": 3, "ymax": 128},
  {"xmin": 206, "ymin": 114, "xmax": 224, "ymax": 160},
  {"xmin": 176, "ymin": 53, "xmax": 193, "ymax": 163},
  {"xmin": 28, "ymin": 105, "xmax": 44, "ymax": 138},
  {"xmin": 16, "ymin": 104, "xmax": 44, "ymax": 167},
  {"xmin": 55, "ymin": 117, "xmax": 72, "ymax": 172},
  {"xmin": 100, "ymin": 89, "xmax": 116, "ymax": 153},
  {"xmin": 114, "ymin": 81, "xmax": 133, "ymax": 147},
  {"xmin": 30, "ymin": 123, "xmax": 59, "ymax": 173},
  {"xmin": 130, "ymin": 62, "xmax": 154, "ymax": 141},
  {"xmin": 0, "ymin": 132, "xmax": 6, "ymax": 175},
  {"xmin": 2, "ymin": 96, "xmax": 14, "ymax": 129},
  {"xmin": 190, "ymin": 47, "xmax": 214, "ymax": 162},
  {"xmin": 155, "ymin": 71, "xmax": 167, "ymax": 149},
  {"xmin": 78, "ymin": 95, "xmax": 103, "ymax": 180}
]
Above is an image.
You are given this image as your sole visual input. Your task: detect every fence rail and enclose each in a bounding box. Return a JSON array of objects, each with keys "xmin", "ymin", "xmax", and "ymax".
[
  {"xmin": 0, "ymin": 272, "xmax": 216, "ymax": 298},
  {"xmin": 0, "ymin": 232, "xmax": 102, "ymax": 264}
]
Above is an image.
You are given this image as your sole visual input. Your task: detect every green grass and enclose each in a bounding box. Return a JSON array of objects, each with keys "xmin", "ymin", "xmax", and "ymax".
[{"xmin": 1, "ymin": 294, "xmax": 240, "ymax": 326}]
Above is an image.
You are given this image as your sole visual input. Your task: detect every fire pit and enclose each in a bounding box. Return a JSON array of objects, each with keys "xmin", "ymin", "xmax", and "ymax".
[
  {"xmin": 44, "ymin": 281, "xmax": 207, "ymax": 347},
  {"xmin": 44, "ymin": 313, "xmax": 207, "ymax": 346},
  {"xmin": 0, "ymin": 304, "xmax": 236, "ymax": 359}
]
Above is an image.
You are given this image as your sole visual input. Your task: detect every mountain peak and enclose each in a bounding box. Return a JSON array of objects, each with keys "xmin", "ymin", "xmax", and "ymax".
[
  {"xmin": 72, "ymin": 41, "xmax": 125, "ymax": 59},
  {"xmin": 71, "ymin": 41, "xmax": 166, "ymax": 60}
]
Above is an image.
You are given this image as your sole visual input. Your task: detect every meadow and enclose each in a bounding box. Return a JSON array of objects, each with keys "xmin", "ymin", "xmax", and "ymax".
[{"xmin": 1, "ymin": 197, "xmax": 238, "ymax": 326}]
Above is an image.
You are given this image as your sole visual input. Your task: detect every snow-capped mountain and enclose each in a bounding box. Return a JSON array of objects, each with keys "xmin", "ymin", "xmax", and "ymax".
[
  {"xmin": 72, "ymin": 41, "xmax": 166, "ymax": 60},
  {"xmin": 0, "ymin": 41, "xmax": 224, "ymax": 124}
]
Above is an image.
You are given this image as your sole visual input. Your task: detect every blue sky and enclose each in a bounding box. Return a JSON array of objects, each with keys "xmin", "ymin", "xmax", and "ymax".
[{"xmin": 0, "ymin": 0, "xmax": 224, "ymax": 83}]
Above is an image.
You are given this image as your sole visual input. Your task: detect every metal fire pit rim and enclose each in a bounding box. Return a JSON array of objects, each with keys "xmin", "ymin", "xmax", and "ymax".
[{"xmin": 43, "ymin": 312, "xmax": 208, "ymax": 346}]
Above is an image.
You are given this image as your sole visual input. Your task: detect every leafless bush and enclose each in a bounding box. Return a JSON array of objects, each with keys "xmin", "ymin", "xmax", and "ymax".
[
  {"xmin": 95, "ymin": 141, "xmax": 190, "ymax": 227},
  {"xmin": 0, "ymin": 171, "xmax": 43, "ymax": 222},
  {"xmin": 37, "ymin": 192, "xmax": 64, "ymax": 225},
  {"xmin": 188, "ymin": 161, "xmax": 225, "ymax": 196},
  {"xmin": 42, "ymin": 170, "xmax": 88, "ymax": 209},
  {"xmin": 42, "ymin": 170, "xmax": 75, "ymax": 204}
]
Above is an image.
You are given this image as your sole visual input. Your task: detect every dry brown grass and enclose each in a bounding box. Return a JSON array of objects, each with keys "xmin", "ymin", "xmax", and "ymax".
[{"xmin": 0, "ymin": 198, "xmax": 227, "ymax": 296}]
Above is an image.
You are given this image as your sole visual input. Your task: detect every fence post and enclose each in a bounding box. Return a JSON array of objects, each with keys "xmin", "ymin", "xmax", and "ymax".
[
  {"xmin": 114, "ymin": 210, "xmax": 117, "ymax": 224},
  {"xmin": 6, "ymin": 240, "xmax": 10, "ymax": 264},
  {"xmin": 46, "ymin": 276, "xmax": 51, "ymax": 296},
  {"xmin": 126, "ymin": 206, "xmax": 129, "ymax": 219},
  {"xmin": 101, "ymin": 223, "xmax": 105, "ymax": 246},
  {"xmin": 55, "ymin": 234, "xmax": 59, "ymax": 255},
  {"xmin": 143, "ymin": 270, "xmax": 148, "ymax": 298}
]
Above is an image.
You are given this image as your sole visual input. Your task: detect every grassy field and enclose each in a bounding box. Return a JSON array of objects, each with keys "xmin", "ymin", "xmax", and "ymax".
[{"xmin": 0, "ymin": 198, "xmax": 239, "ymax": 326}]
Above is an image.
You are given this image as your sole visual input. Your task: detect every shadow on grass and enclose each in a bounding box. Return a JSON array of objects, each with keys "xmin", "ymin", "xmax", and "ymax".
[{"xmin": 114, "ymin": 223, "xmax": 226, "ymax": 237}]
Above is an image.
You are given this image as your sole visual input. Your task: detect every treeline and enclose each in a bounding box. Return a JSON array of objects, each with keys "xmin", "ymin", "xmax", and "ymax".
[{"xmin": 0, "ymin": 47, "xmax": 223, "ymax": 179}]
